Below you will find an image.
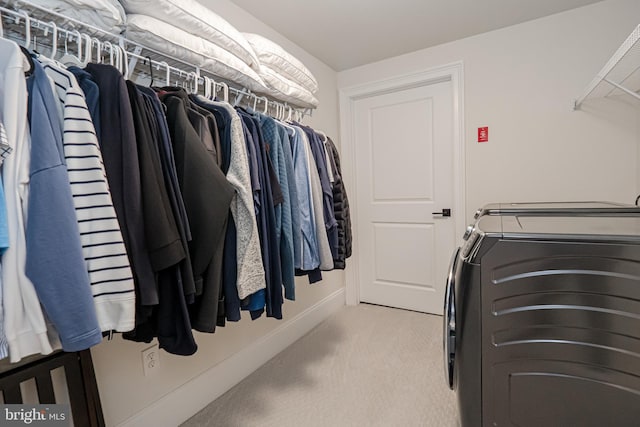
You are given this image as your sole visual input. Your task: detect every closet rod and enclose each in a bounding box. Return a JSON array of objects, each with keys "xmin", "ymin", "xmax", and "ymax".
[{"xmin": 4, "ymin": 0, "xmax": 313, "ymax": 119}]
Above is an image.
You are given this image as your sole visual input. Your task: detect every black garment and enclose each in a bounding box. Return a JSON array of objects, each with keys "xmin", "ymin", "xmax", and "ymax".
[
  {"xmin": 126, "ymin": 81, "xmax": 185, "ymax": 273},
  {"xmin": 122, "ymin": 82, "xmax": 196, "ymax": 356},
  {"xmin": 137, "ymin": 86, "xmax": 196, "ymax": 303},
  {"xmin": 189, "ymin": 96, "xmax": 231, "ymax": 174},
  {"xmin": 138, "ymin": 87, "xmax": 191, "ymax": 241},
  {"xmin": 325, "ymin": 137, "xmax": 352, "ymax": 269},
  {"xmin": 159, "ymin": 88, "xmax": 222, "ymax": 168},
  {"xmin": 162, "ymin": 92, "xmax": 235, "ymax": 333},
  {"xmin": 84, "ymin": 64, "xmax": 157, "ymax": 305},
  {"xmin": 188, "ymin": 103, "xmax": 222, "ymax": 168},
  {"xmin": 188, "ymin": 96, "xmax": 241, "ymax": 323}
]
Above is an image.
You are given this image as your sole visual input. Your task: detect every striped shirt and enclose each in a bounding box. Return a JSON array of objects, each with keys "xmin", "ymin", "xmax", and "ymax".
[{"xmin": 41, "ymin": 58, "xmax": 135, "ymax": 333}]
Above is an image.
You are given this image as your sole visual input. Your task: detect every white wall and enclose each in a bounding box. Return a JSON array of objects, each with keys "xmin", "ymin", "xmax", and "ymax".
[
  {"xmin": 338, "ymin": 0, "xmax": 640, "ymax": 223},
  {"xmin": 89, "ymin": 1, "xmax": 344, "ymax": 425}
]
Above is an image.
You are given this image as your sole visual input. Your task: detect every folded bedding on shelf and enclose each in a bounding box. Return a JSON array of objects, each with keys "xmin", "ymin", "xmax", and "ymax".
[
  {"xmin": 119, "ymin": 0, "xmax": 259, "ymax": 70},
  {"xmin": 243, "ymin": 33, "xmax": 319, "ymax": 95},
  {"xmin": 19, "ymin": 0, "xmax": 126, "ymax": 33},
  {"xmin": 259, "ymin": 65, "xmax": 319, "ymax": 109},
  {"xmin": 126, "ymin": 14, "xmax": 268, "ymax": 94}
]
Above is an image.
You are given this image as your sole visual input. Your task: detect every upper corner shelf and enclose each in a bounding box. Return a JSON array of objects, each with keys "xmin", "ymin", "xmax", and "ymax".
[{"xmin": 573, "ymin": 24, "xmax": 640, "ymax": 110}]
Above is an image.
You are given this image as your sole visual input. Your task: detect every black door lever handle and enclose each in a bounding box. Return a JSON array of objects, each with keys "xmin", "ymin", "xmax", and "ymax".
[{"xmin": 432, "ymin": 208, "xmax": 451, "ymax": 217}]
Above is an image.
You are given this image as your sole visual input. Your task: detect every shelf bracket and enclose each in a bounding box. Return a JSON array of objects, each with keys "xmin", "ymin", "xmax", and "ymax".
[{"xmin": 602, "ymin": 77, "xmax": 640, "ymax": 102}]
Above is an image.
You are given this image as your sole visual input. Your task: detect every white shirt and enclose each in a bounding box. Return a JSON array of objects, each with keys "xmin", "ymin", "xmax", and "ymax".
[{"xmin": 0, "ymin": 39, "xmax": 54, "ymax": 362}]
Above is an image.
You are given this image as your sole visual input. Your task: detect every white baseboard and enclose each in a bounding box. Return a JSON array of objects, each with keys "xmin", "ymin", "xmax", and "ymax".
[{"xmin": 117, "ymin": 288, "xmax": 346, "ymax": 427}]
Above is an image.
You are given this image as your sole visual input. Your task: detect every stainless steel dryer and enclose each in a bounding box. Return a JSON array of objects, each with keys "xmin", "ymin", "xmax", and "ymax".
[{"xmin": 444, "ymin": 202, "xmax": 640, "ymax": 427}]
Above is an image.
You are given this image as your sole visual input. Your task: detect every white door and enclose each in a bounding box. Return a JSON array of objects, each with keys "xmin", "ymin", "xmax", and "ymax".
[{"xmin": 354, "ymin": 79, "xmax": 456, "ymax": 314}]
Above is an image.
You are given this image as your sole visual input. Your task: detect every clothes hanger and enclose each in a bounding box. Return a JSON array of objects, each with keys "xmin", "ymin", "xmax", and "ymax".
[
  {"xmin": 316, "ymin": 129, "xmax": 327, "ymax": 142},
  {"xmin": 203, "ymin": 76, "xmax": 211, "ymax": 98},
  {"xmin": 219, "ymin": 82, "xmax": 229, "ymax": 103},
  {"xmin": 189, "ymin": 72, "xmax": 198, "ymax": 94},
  {"xmin": 120, "ymin": 45, "xmax": 129, "ymax": 78},
  {"xmin": 209, "ymin": 77, "xmax": 217, "ymax": 100},
  {"xmin": 80, "ymin": 33, "xmax": 91, "ymax": 67},
  {"xmin": 118, "ymin": 45, "xmax": 125, "ymax": 74},
  {"xmin": 233, "ymin": 89, "xmax": 248, "ymax": 107},
  {"xmin": 286, "ymin": 105, "xmax": 293, "ymax": 122},
  {"xmin": 117, "ymin": 45, "xmax": 125, "ymax": 76},
  {"xmin": 261, "ymin": 97, "xmax": 269, "ymax": 115},
  {"xmin": 112, "ymin": 43, "xmax": 120, "ymax": 71},
  {"xmin": 46, "ymin": 21, "xmax": 57, "ymax": 59},
  {"xmin": 176, "ymin": 70, "xmax": 183, "ymax": 88},
  {"xmin": 58, "ymin": 30, "xmax": 83, "ymax": 66},
  {"xmin": 158, "ymin": 61, "xmax": 169, "ymax": 86},
  {"xmin": 93, "ymin": 38, "xmax": 102, "ymax": 64},
  {"xmin": 143, "ymin": 56, "xmax": 154, "ymax": 86},
  {"xmin": 103, "ymin": 41, "xmax": 113, "ymax": 66},
  {"xmin": 210, "ymin": 78, "xmax": 217, "ymax": 100},
  {"xmin": 19, "ymin": 10, "xmax": 31, "ymax": 50}
]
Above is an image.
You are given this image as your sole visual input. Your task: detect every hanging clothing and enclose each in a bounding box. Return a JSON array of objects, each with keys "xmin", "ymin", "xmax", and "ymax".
[
  {"xmin": 138, "ymin": 86, "xmax": 196, "ymax": 310},
  {"xmin": 183, "ymin": 98, "xmax": 223, "ymax": 168},
  {"xmin": 237, "ymin": 119, "xmax": 265, "ymax": 317},
  {"xmin": 26, "ymin": 57, "xmax": 102, "ymax": 352},
  {"xmin": 124, "ymin": 82, "xmax": 196, "ymax": 356},
  {"xmin": 287, "ymin": 124, "xmax": 319, "ymax": 272},
  {"xmin": 0, "ymin": 123, "xmax": 11, "ymax": 255},
  {"xmin": 300, "ymin": 127, "xmax": 333, "ymax": 272},
  {"xmin": 259, "ymin": 115, "xmax": 296, "ymax": 301},
  {"xmin": 161, "ymin": 90, "xmax": 234, "ymax": 333},
  {"xmin": 189, "ymin": 96, "xmax": 241, "ymax": 322},
  {"xmin": 325, "ymin": 137, "xmax": 352, "ymax": 269},
  {"xmin": 191, "ymin": 96, "xmax": 266, "ymax": 315},
  {"xmin": 67, "ymin": 65, "xmax": 101, "ymax": 140},
  {"xmin": 276, "ymin": 122, "xmax": 301, "ymax": 291},
  {"xmin": 85, "ymin": 64, "xmax": 158, "ymax": 307},
  {"xmin": 39, "ymin": 57, "xmax": 136, "ymax": 333},
  {"xmin": 0, "ymin": 40, "xmax": 52, "ymax": 362},
  {"xmin": 238, "ymin": 109, "xmax": 283, "ymax": 319},
  {"xmin": 300, "ymin": 125, "xmax": 338, "ymax": 262},
  {"xmin": 125, "ymin": 81, "xmax": 185, "ymax": 275},
  {"xmin": 137, "ymin": 86, "xmax": 192, "ymax": 244}
]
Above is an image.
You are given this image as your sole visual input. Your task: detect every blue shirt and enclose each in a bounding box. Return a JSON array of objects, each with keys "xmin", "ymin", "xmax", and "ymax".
[
  {"xmin": 300, "ymin": 126, "xmax": 339, "ymax": 261},
  {"xmin": 26, "ymin": 59, "xmax": 102, "ymax": 352},
  {"xmin": 289, "ymin": 126, "xmax": 320, "ymax": 270}
]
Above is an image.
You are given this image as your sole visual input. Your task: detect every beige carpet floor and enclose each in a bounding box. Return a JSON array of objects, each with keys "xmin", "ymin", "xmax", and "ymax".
[{"xmin": 181, "ymin": 303, "xmax": 459, "ymax": 427}]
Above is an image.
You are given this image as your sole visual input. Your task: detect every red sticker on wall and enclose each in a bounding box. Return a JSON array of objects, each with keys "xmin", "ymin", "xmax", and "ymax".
[{"xmin": 478, "ymin": 127, "xmax": 488, "ymax": 143}]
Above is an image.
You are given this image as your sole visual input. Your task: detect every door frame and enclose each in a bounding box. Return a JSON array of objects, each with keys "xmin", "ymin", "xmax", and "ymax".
[{"xmin": 338, "ymin": 61, "xmax": 466, "ymax": 307}]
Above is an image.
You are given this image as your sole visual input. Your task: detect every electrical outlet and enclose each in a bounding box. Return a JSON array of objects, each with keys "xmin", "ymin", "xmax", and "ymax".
[{"xmin": 141, "ymin": 344, "xmax": 160, "ymax": 376}]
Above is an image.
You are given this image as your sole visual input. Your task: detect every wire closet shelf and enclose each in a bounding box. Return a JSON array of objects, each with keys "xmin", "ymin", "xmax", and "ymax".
[
  {"xmin": 574, "ymin": 24, "xmax": 640, "ymax": 110},
  {"xmin": 0, "ymin": 0, "xmax": 312, "ymax": 121}
]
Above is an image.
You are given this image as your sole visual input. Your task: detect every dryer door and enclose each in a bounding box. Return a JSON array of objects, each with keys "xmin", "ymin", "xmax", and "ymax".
[{"xmin": 444, "ymin": 247, "xmax": 459, "ymax": 389}]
